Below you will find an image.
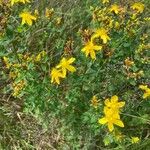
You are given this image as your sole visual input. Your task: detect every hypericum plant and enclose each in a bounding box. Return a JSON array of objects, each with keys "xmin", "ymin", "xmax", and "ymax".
[
  {"xmin": 1, "ymin": 0, "xmax": 150, "ymax": 149},
  {"xmin": 99, "ymin": 96, "xmax": 125, "ymax": 132}
]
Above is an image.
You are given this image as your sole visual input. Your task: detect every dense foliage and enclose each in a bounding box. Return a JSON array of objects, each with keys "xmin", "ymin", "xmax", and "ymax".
[{"xmin": 0, "ymin": 0, "xmax": 150, "ymax": 149}]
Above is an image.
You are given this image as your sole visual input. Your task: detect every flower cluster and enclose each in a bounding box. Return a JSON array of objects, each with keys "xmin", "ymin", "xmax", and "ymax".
[
  {"xmin": 90, "ymin": 95, "xmax": 100, "ymax": 109},
  {"xmin": 81, "ymin": 28, "xmax": 110, "ymax": 60},
  {"xmin": 50, "ymin": 57, "xmax": 76, "ymax": 84},
  {"xmin": 131, "ymin": 2, "xmax": 145, "ymax": 13},
  {"xmin": 10, "ymin": 0, "xmax": 37, "ymax": 26},
  {"xmin": 12, "ymin": 80, "xmax": 26, "ymax": 97},
  {"xmin": 19, "ymin": 11, "xmax": 36, "ymax": 26},
  {"xmin": 98, "ymin": 95, "xmax": 125, "ymax": 132},
  {"xmin": 139, "ymin": 85, "xmax": 150, "ymax": 99},
  {"xmin": 124, "ymin": 58, "xmax": 144, "ymax": 80},
  {"xmin": 3, "ymin": 51, "xmax": 47, "ymax": 70},
  {"xmin": 11, "ymin": 0, "xmax": 30, "ymax": 6},
  {"xmin": 3, "ymin": 51, "xmax": 47, "ymax": 97},
  {"xmin": 45, "ymin": 8, "xmax": 54, "ymax": 19}
]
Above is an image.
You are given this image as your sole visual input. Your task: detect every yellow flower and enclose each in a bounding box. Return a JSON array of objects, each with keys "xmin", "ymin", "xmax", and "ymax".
[
  {"xmin": 12, "ymin": 80, "xmax": 26, "ymax": 97},
  {"xmin": 125, "ymin": 57, "xmax": 134, "ymax": 67},
  {"xmin": 98, "ymin": 107, "xmax": 124, "ymax": 132},
  {"xmin": 11, "ymin": 0, "xmax": 30, "ymax": 6},
  {"xmin": 3, "ymin": 56, "xmax": 11, "ymax": 69},
  {"xmin": 131, "ymin": 2, "xmax": 144, "ymax": 13},
  {"xmin": 91, "ymin": 28, "xmax": 110, "ymax": 44},
  {"xmin": 56, "ymin": 17, "xmax": 62, "ymax": 25},
  {"xmin": 101, "ymin": 0, "xmax": 109, "ymax": 4},
  {"xmin": 34, "ymin": 51, "xmax": 46, "ymax": 62},
  {"xmin": 11, "ymin": 0, "xmax": 19, "ymax": 5},
  {"xmin": 139, "ymin": 85, "xmax": 150, "ymax": 99},
  {"xmin": 50, "ymin": 68, "xmax": 65, "ymax": 85},
  {"xmin": 35, "ymin": 53, "xmax": 41, "ymax": 62},
  {"xmin": 34, "ymin": 9, "xmax": 39, "ymax": 17},
  {"xmin": 19, "ymin": 0, "xmax": 30, "ymax": 3},
  {"xmin": 56, "ymin": 57, "xmax": 76, "ymax": 76},
  {"xmin": 91, "ymin": 95, "xmax": 99, "ymax": 109},
  {"xmin": 104, "ymin": 95, "xmax": 125, "ymax": 111},
  {"xmin": 81, "ymin": 41, "xmax": 102, "ymax": 59},
  {"xmin": 19, "ymin": 11, "xmax": 37, "ymax": 26},
  {"xmin": 45, "ymin": 8, "xmax": 54, "ymax": 19},
  {"xmin": 131, "ymin": 137, "xmax": 140, "ymax": 144},
  {"xmin": 110, "ymin": 4, "xmax": 120, "ymax": 14},
  {"xmin": 9, "ymin": 71, "xmax": 18, "ymax": 79}
]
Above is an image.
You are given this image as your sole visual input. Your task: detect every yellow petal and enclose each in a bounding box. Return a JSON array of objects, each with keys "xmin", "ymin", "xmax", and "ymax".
[
  {"xmin": 85, "ymin": 49, "xmax": 90, "ymax": 57},
  {"xmin": 111, "ymin": 95, "xmax": 118, "ymax": 103},
  {"xmin": 81, "ymin": 47, "xmax": 86, "ymax": 52},
  {"xmin": 113, "ymin": 112, "xmax": 121, "ymax": 119},
  {"xmin": 118, "ymin": 102, "xmax": 125, "ymax": 107},
  {"xmin": 62, "ymin": 68, "xmax": 67, "ymax": 77},
  {"xmin": 101, "ymin": 35, "xmax": 110, "ymax": 44},
  {"xmin": 55, "ymin": 77, "xmax": 60, "ymax": 84},
  {"xmin": 11, "ymin": 0, "xmax": 15, "ymax": 6},
  {"xmin": 21, "ymin": 18, "xmax": 26, "ymax": 25},
  {"xmin": 56, "ymin": 64, "xmax": 61, "ymax": 68},
  {"xmin": 90, "ymin": 50, "xmax": 96, "ymax": 59},
  {"xmin": 104, "ymin": 98, "xmax": 110, "ymax": 107},
  {"xmin": 91, "ymin": 34, "xmax": 99, "ymax": 41},
  {"xmin": 68, "ymin": 57, "xmax": 75, "ymax": 64},
  {"xmin": 30, "ymin": 15, "xmax": 37, "ymax": 20},
  {"xmin": 108, "ymin": 123, "xmax": 114, "ymax": 132},
  {"xmin": 67, "ymin": 65, "xmax": 76, "ymax": 72},
  {"xmin": 94, "ymin": 45, "xmax": 102, "ymax": 51},
  {"xmin": 27, "ymin": 19, "xmax": 32, "ymax": 26},
  {"xmin": 98, "ymin": 117, "xmax": 108, "ymax": 124},
  {"xmin": 51, "ymin": 76, "xmax": 54, "ymax": 83},
  {"xmin": 114, "ymin": 120, "xmax": 124, "ymax": 127},
  {"xmin": 139, "ymin": 85, "xmax": 148, "ymax": 90},
  {"xmin": 143, "ymin": 92, "xmax": 150, "ymax": 99}
]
